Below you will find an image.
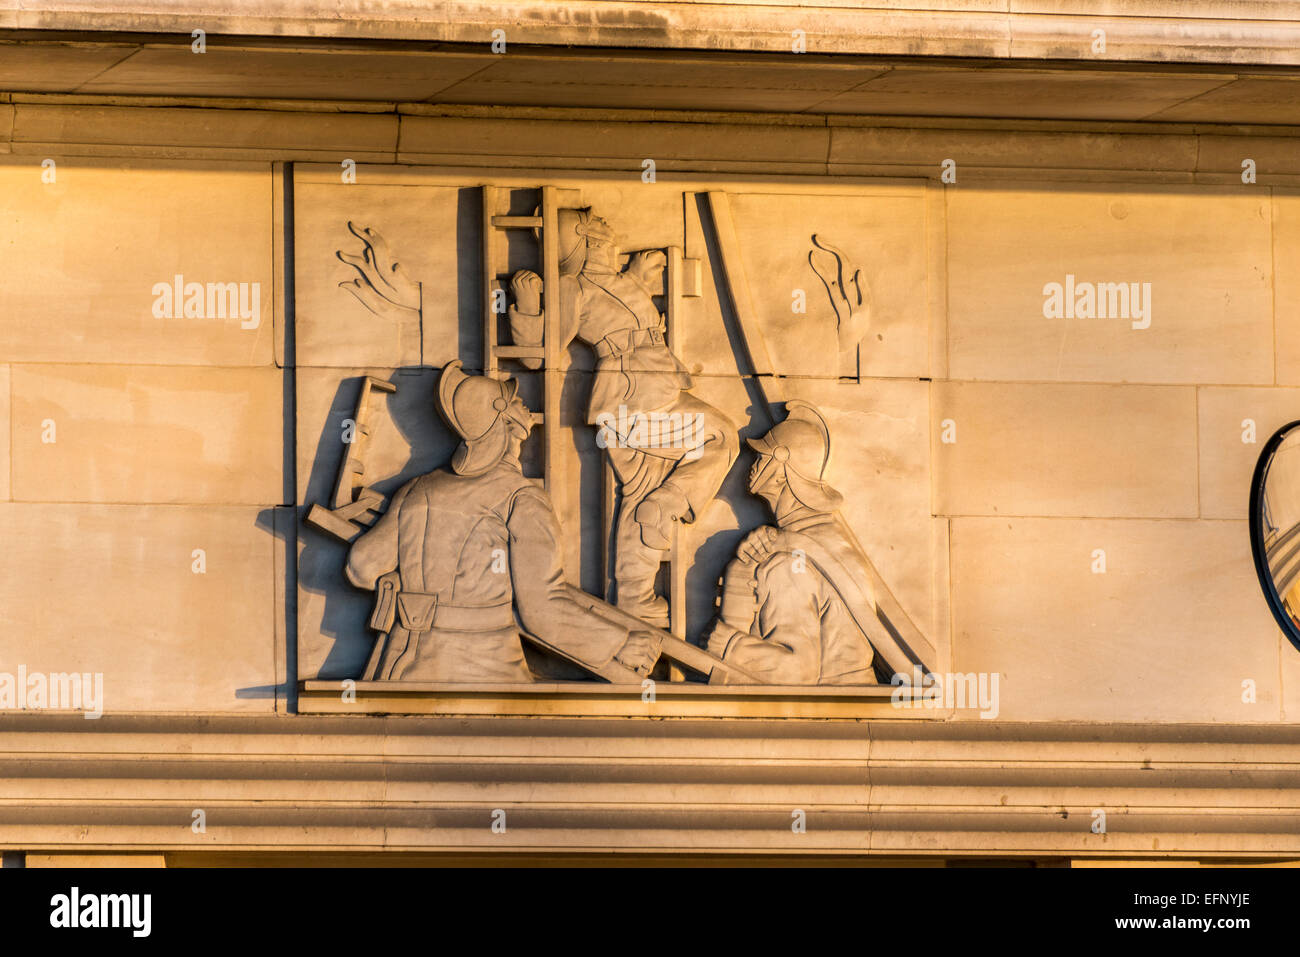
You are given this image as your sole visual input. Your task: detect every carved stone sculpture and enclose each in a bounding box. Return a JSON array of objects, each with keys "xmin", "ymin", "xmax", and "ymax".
[
  {"xmin": 337, "ymin": 221, "xmax": 421, "ymax": 318},
  {"xmin": 336, "ymin": 221, "xmax": 423, "ymax": 361},
  {"xmin": 507, "ymin": 207, "xmax": 738, "ymax": 627},
  {"xmin": 808, "ymin": 234, "xmax": 871, "ymax": 378},
  {"xmin": 344, "ymin": 360, "xmax": 663, "ymax": 682},
  {"xmin": 704, "ymin": 402, "xmax": 917, "ymax": 685},
  {"xmin": 306, "ymin": 195, "xmax": 934, "ymax": 690}
]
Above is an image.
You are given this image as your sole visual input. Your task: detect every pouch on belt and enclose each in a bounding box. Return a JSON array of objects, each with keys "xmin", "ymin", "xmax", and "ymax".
[{"xmin": 397, "ymin": 592, "xmax": 439, "ymax": 632}]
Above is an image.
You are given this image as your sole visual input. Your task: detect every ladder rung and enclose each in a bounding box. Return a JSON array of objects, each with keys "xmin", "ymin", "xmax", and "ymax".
[
  {"xmin": 491, "ymin": 215, "xmax": 543, "ymax": 229},
  {"xmin": 494, "ymin": 345, "xmax": 545, "ymax": 359}
]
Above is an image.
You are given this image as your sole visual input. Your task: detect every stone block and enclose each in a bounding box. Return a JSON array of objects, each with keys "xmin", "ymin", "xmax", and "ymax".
[
  {"xmin": 682, "ymin": 186, "xmax": 933, "ymax": 380},
  {"xmin": 950, "ymin": 517, "xmax": 1280, "ymax": 722},
  {"xmin": 1198, "ymin": 387, "xmax": 1300, "ymax": 519},
  {"xmin": 0, "ymin": 364, "xmax": 8, "ymax": 501},
  {"xmin": 932, "ymin": 381, "xmax": 1198, "ymax": 518},
  {"xmin": 946, "ymin": 185, "xmax": 1273, "ymax": 385},
  {"xmin": 0, "ymin": 159, "xmax": 273, "ymax": 365},
  {"xmin": 1273, "ymin": 190, "xmax": 1300, "ymax": 385},
  {"xmin": 10, "ymin": 364, "xmax": 282, "ymax": 504},
  {"xmin": 11, "ymin": 104, "xmax": 397, "ymax": 162},
  {"xmin": 818, "ymin": 66, "xmax": 1229, "ymax": 121},
  {"xmin": 0, "ymin": 503, "xmax": 275, "ymax": 713}
]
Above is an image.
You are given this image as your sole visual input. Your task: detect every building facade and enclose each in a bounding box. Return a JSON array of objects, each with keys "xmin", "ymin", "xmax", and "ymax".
[{"xmin": 3, "ymin": 1, "xmax": 1300, "ymax": 865}]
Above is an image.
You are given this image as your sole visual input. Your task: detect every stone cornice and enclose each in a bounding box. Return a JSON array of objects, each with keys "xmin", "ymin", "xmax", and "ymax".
[
  {"xmin": 5, "ymin": 2, "xmax": 1300, "ymax": 66},
  {"xmin": 1, "ymin": 713, "xmax": 1298, "ymax": 859},
  {"xmin": 5, "ymin": 99, "xmax": 1300, "ymax": 187}
]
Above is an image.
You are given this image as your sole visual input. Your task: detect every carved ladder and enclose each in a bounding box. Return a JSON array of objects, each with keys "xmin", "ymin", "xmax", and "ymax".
[
  {"xmin": 481, "ymin": 185, "xmax": 578, "ymax": 536},
  {"xmin": 482, "ymin": 184, "xmax": 697, "ymax": 673},
  {"xmin": 663, "ymin": 247, "xmax": 694, "ymax": 674}
]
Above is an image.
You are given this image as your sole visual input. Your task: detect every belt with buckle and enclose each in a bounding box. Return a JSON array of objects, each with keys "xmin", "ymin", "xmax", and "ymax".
[
  {"xmin": 395, "ymin": 592, "xmax": 514, "ymax": 633},
  {"xmin": 594, "ymin": 326, "xmax": 666, "ymax": 360}
]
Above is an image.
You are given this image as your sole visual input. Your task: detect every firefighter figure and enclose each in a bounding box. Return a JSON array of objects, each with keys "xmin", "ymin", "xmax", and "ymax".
[
  {"xmin": 508, "ymin": 207, "xmax": 738, "ymax": 628},
  {"xmin": 704, "ymin": 402, "xmax": 910, "ymax": 686},
  {"xmin": 346, "ymin": 360, "xmax": 663, "ymax": 682}
]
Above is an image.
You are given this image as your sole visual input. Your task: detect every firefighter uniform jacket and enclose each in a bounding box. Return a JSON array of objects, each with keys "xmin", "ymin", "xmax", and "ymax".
[{"xmin": 346, "ymin": 459, "xmax": 630, "ymax": 682}]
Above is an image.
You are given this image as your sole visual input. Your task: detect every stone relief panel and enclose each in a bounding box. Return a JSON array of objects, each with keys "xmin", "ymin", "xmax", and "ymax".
[
  {"xmin": 293, "ymin": 167, "xmax": 946, "ymax": 693},
  {"xmin": 294, "ymin": 183, "xmax": 473, "ymax": 369},
  {"xmin": 681, "ymin": 187, "xmax": 933, "ymax": 381}
]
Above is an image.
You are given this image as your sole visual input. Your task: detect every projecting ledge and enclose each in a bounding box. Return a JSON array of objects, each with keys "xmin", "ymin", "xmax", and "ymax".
[{"xmin": 297, "ymin": 680, "xmax": 950, "ymax": 719}]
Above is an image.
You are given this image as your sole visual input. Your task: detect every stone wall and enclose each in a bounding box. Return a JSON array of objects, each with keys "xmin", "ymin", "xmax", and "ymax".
[
  {"xmin": 0, "ymin": 100, "xmax": 1295, "ymax": 726},
  {"xmin": 0, "ymin": 157, "xmax": 282, "ymax": 713}
]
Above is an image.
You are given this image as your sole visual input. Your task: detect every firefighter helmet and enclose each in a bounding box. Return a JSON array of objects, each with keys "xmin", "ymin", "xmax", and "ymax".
[
  {"xmin": 746, "ymin": 401, "xmax": 843, "ymax": 511},
  {"xmin": 437, "ymin": 360, "xmax": 532, "ymax": 477}
]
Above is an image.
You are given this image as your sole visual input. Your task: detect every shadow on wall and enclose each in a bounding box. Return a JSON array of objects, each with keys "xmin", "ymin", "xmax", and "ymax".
[
  {"xmin": 299, "ymin": 371, "xmax": 454, "ymax": 679},
  {"xmin": 687, "ymin": 402, "xmax": 772, "ymax": 640}
]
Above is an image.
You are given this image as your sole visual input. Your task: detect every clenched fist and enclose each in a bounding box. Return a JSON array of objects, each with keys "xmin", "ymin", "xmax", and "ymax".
[
  {"xmin": 628, "ymin": 249, "xmax": 667, "ymax": 289},
  {"xmin": 615, "ymin": 630, "xmax": 663, "ymax": 677},
  {"xmin": 735, "ymin": 525, "xmax": 779, "ymax": 566},
  {"xmin": 510, "ymin": 270, "xmax": 543, "ymax": 316}
]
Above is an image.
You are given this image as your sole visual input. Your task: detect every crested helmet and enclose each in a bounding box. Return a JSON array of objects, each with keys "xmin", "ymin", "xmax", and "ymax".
[{"xmin": 747, "ymin": 401, "xmax": 843, "ymax": 511}]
